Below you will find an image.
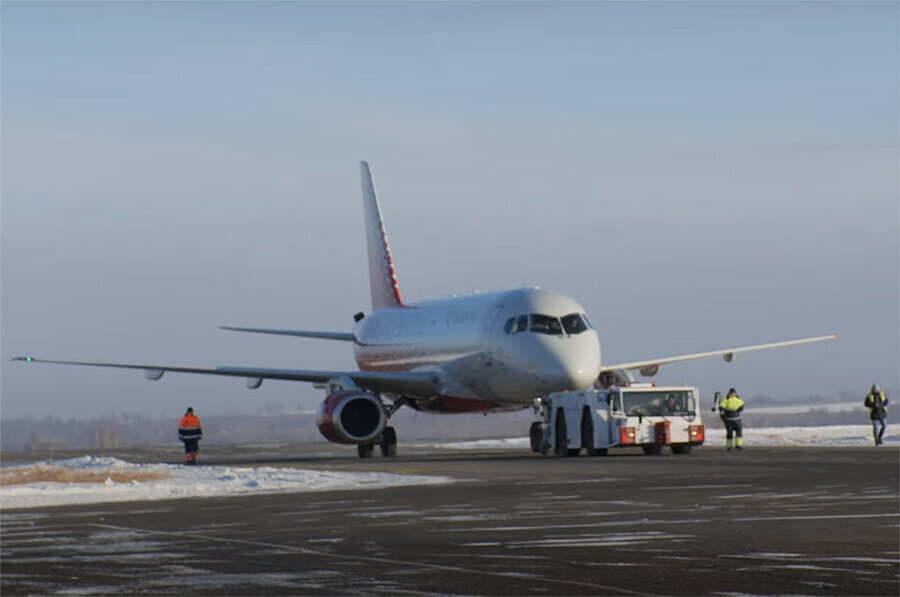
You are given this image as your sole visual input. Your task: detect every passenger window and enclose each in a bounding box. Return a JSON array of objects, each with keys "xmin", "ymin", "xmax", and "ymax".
[
  {"xmin": 561, "ymin": 313, "xmax": 588, "ymax": 335},
  {"xmin": 531, "ymin": 314, "xmax": 563, "ymax": 335},
  {"xmin": 513, "ymin": 314, "xmax": 529, "ymax": 333},
  {"xmin": 503, "ymin": 317, "xmax": 515, "ymax": 334}
]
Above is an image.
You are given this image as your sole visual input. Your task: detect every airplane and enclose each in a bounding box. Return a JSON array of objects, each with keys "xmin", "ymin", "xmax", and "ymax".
[{"xmin": 14, "ymin": 162, "xmax": 835, "ymax": 458}]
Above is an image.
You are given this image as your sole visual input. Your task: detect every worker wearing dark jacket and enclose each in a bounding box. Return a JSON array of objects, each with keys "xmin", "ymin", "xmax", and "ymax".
[
  {"xmin": 178, "ymin": 407, "xmax": 203, "ymax": 465},
  {"xmin": 864, "ymin": 384, "xmax": 889, "ymax": 446},
  {"xmin": 718, "ymin": 388, "xmax": 745, "ymax": 451}
]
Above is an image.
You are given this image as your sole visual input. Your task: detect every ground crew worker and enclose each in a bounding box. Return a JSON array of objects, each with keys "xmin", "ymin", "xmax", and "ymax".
[
  {"xmin": 864, "ymin": 384, "xmax": 888, "ymax": 446},
  {"xmin": 178, "ymin": 407, "xmax": 203, "ymax": 465},
  {"xmin": 718, "ymin": 388, "xmax": 744, "ymax": 451}
]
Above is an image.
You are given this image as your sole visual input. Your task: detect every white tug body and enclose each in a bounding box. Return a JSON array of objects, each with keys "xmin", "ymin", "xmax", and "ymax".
[{"xmin": 534, "ymin": 383, "xmax": 706, "ymax": 456}]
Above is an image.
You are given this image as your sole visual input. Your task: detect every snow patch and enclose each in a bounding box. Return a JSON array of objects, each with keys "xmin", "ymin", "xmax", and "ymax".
[{"xmin": 0, "ymin": 456, "xmax": 453, "ymax": 510}]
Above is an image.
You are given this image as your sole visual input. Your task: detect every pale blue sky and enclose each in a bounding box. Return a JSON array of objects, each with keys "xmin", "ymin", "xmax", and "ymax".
[{"xmin": 2, "ymin": 1, "xmax": 898, "ymax": 420}]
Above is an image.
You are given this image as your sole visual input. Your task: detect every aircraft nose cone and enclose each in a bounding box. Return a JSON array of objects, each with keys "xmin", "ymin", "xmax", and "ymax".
[
  {"xmin": 567, "ymin": 360, "xmax": 600, "ymax": 390},
  {"xmin": 543, "ymin": 336, "xmax": 601, "ymax": 391},
  {"xmin": 562, "ymin": 353, "xmax": 601, "ymax": 390}
]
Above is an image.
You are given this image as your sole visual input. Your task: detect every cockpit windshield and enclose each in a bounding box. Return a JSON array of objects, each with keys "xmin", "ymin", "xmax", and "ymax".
[
  {"xmin": 503, "ymin": 313, "xmax": 593, "ymax": 336},
  {"xmin": 513, "ymin": 314, "xmax": 529, "ymax": 333},
  {"xmin": 503, "ymin": 315, "xmax": 529, "ymax": 334},
  {"xmin": 561, "ymin": 313, "xmax": 589, "ymax": 335},
  {"xmin": 530, "ymin": 314, "xmax": 562, "ymax": 335}
]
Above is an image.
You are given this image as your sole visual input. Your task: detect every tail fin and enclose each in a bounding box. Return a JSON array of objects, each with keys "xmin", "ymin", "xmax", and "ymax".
[{"xmin": 360, "ymin": 161, "xmax": 404, "ymax": 309}]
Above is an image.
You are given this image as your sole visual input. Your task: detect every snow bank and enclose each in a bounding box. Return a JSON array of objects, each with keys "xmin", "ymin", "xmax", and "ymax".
[
  {"xmin": 707, "ymin": 424, "xmax": 897, "ymax": 447},
  {"xmin": 0, "ymin": 456, "xmax": 453, "ymax": 510}
]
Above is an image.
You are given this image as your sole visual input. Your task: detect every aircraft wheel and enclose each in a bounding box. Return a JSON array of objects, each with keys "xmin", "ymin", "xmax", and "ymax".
[
  {"xmin": 380, "ymin": 427, "xmax": 398, "ymax": 457},
  {"xmin": 358, "ymin": 443, "xmax": 375, "ymax": 458},
  {"xmin": 540, "ymin": 441, "xmax": 550, "ymax": 456},
  {"xmin": 529, "ymin": 422, "xmax": 543, "ymax": 453}
]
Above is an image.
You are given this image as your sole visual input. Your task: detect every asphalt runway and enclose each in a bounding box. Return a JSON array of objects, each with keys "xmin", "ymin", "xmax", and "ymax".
[{"xmin": 2, "ymin": 444, "xmax": 898, "ymax": 596}]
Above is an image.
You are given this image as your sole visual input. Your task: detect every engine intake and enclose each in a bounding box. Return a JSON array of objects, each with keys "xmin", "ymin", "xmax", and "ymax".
[
  {"xmin": 316, "ymin": 390, "xmax": 387, "ymax": 445},
  {"xmin": 595, "ymin": 368, "xmax": 636, "ymax": 389}
]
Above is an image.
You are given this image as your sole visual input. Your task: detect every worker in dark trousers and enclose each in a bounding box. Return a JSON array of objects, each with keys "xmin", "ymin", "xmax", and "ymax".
[
  {"xmin": 178, "ymin": 407, "xmax": 203, "ymax": 465},
  {"xmin": 864, "ymin": 384, "xmax": 889, "ymax": 446},
  {"xmin": 718, "ymin": 388, "xmax": 745, "ymax": 451}
]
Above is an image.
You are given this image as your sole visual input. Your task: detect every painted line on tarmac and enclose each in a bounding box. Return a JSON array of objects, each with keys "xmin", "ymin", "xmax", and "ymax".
[
  {"xmin": 731, "ymin": 513, "xmax": 900, "ymax": 523},
  {"xmin": 438, "ymin": 512, "xmax": 899, "ymax": 534},
  {"xmin": 92, "ymin": 523, "xmax": 656, "ymax": 596}
]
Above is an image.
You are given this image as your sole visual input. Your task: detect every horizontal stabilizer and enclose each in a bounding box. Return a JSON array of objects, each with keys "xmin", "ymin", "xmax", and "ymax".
[{"xmin": 220, "ymin": 326, "xmax": 355, "ymax": 341}]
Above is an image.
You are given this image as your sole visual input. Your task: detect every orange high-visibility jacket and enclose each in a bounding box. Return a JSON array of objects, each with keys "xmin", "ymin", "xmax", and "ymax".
[{"xmin": 178, "ymin": 414, "xmax": 203, "ymax": 441}]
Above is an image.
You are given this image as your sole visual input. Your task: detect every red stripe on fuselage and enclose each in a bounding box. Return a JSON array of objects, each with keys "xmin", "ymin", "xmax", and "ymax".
[{"xmin": 410, "ymin": 395, "xmax": 525, "ymax": 414}]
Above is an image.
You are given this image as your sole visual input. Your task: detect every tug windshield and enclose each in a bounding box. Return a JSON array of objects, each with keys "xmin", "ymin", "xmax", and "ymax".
[{"xmin": 619, "ymin": 390, "xmax": 695, "ymax": 416}]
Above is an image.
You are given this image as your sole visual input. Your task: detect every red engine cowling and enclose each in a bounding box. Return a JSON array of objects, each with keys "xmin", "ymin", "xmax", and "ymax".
[{"xmin": 316, "ymin": 390, "xmax": 387, "ymax": 445}]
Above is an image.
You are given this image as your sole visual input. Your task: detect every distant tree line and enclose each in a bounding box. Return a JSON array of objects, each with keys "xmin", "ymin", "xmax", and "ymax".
[
  {"xmin": 0, "ymin": 409, "xmax": 537, "ymax": 452},
  {"xmin": 2, "ymin": 389, "xmax": 889, "ymax": 453}
]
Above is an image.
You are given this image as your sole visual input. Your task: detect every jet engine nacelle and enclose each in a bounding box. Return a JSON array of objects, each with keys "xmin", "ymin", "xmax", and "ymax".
[
  {"xmin": 595, "ymin": 368, "xmax": 636, "ymax": 389},
  {"xmin": 316, "ymin": 390, "xmax": 387, "ymax": 445}
]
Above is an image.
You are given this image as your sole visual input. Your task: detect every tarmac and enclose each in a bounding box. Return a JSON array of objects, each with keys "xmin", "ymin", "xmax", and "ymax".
[{"xmin": 2, "ymin": 443, "xmax": 898, "ymax": 596}]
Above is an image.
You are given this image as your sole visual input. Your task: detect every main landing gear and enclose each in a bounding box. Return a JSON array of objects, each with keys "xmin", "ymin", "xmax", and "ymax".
[
  {"xmin": 357, "ymin": 427, "xmax": 398, "ymax": 459},
  {"xmin": 357, "ymin": 398, "xmax": 406, "ymax": 459}
]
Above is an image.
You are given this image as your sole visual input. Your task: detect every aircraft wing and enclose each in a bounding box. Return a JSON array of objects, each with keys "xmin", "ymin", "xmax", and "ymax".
[
  {"xmin": 11, "ymin": 357, "xmax": 439, "ymax": 396},
  {"xmin": 220, "ymin": 326, "xmax": 355, "ymax": 341},
  {"xmin": 601, "ymin": 334, "xmax": 836, "ymax": 376}
]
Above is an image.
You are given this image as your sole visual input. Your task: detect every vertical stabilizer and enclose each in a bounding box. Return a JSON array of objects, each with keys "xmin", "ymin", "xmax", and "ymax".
[{"xmin": 360, "ymin": 161, "xmax": 404, "ymax": 309}]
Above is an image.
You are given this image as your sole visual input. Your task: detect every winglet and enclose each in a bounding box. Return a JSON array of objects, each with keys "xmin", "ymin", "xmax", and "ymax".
[{"xmin": 360, "ymin": 161, "xmax": 404, "ymax": 310}]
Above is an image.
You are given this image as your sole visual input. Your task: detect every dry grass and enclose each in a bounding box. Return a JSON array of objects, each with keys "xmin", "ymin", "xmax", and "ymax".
[{"xmin": 0, "ymin": 465, "xmax": 169, "ymax": 486}]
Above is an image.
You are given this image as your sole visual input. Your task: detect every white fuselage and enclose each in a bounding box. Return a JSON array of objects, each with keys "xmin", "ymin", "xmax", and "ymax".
[{"xmin": 353, "ymin": 287, "xmax": 601, "ymax": 412}]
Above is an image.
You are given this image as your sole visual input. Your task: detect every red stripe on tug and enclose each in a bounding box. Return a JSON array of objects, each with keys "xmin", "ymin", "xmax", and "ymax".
[{"xmin": 654, "ymin": 421, "xmax": 671, "ymax": 445}]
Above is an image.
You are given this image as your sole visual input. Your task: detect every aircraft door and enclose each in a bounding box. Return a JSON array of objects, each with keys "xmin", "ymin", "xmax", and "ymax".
[{"xmin": 481, "ymin": 305, "xmax": 505, "ymax": 367}]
